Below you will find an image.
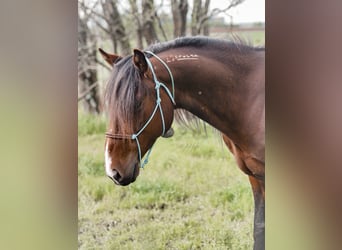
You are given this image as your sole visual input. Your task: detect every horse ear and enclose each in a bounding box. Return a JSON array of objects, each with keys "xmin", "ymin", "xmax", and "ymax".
[
  {"xmin": 98, "ymin": 48, "xmax": 122, "ymax": 67},
  {"xmin": 133, "ymin": 49, "xmax": 148, "ymax": 73}
]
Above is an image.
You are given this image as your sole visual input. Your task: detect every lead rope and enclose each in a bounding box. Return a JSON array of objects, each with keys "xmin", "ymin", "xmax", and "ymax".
[{"xmin": 131, "ymin": 52, "xmax": 176, "ymax": 168}]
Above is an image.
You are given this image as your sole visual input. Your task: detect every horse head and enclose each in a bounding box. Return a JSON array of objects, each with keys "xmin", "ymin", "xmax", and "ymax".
[{"xmin": 100, "ymin": 48, "xmax": 175, "ymax": 186}]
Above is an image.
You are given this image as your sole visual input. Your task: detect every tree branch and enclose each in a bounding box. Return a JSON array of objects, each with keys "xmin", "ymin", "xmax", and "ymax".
[
  {"xmin": 79, "ymin": 0, "xmax": 111, "ymax": 34},
  {"xmin": 198, "ymin": 0, "xmax": 245, "ymax": 30},
  {"xmin": 155, "ymin": 11, "xmax": 168, "ymax": 41},
  {"xmin": 78, "ymin": 81, "xmax": 99, "ymax": 102},
  {"xmin": 96, "ymin": 59, "xmax": 112, "ymax": 71}
]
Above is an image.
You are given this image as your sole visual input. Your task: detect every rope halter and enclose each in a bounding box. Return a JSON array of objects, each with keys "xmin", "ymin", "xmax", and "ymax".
[{"xmin": 105, "ymin": 51, "xmax": 175, "ymax": 168}]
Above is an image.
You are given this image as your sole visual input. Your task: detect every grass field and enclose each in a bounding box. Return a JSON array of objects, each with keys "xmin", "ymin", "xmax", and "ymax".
[{"xmin": 78, "ymin": 113, "xmax": 253, "ymax": 249}]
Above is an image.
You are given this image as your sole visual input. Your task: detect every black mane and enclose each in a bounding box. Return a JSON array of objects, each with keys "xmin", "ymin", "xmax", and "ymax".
[{"xmin": 147, "ymin": 36, "xmax": 264, "ymax": 54}]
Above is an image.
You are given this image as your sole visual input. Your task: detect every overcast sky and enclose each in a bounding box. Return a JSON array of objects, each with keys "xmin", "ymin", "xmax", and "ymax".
[{"xmin": 209, "ymin": 0, "xmax": 265, "ymax": 24}]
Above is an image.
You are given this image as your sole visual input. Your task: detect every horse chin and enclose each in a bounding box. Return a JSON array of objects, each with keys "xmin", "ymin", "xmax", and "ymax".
[{"xmin": 116, "ymin": 163, "xmax": 140, "ymax": 186}]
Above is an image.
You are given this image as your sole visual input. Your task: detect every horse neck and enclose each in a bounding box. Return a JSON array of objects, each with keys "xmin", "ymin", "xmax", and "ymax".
[{"xmin": 151, "ymin": 47, "xmax": 264, "ymax": 143}]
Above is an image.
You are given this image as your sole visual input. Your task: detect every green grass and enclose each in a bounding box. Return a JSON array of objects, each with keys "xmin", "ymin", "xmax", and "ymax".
[{"xmin": 78, "ymin": 113, "xmax": 253, "ymax": 249}]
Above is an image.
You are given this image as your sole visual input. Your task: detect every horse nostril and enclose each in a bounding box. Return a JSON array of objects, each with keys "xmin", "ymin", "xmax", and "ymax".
[{"xmin": 112, "ymin": 169, "xmax": 121, "ymax": 181}]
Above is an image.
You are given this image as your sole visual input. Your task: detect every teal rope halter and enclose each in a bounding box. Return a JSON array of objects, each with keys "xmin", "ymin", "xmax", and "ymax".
[{"xmin": 105, "ymin": 51, "xmax": 175, "ymax": 168}]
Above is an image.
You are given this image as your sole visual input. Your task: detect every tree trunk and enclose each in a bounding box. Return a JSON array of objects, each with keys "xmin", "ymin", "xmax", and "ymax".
[
  {"xmin": 191, "ymin": 0, "xmax": 202, "ymax": 35},
  {"xmin": 171, "ymin": 0, "xmax": 188, "ymax": 38},
  {"xmin": 142, "ymin": 0, "xmax": 159, "ymax": 44},
  {"xmin": 78, "ymin": 15, "xmax": 101, "ymax": 114},
  {"xmin": 179, "ymin": 0, "xmax": 189, "ymax": 36},
  {"xmin": 171, "ymin": 1, "xmax": 180, "ymax": 37},
  {"xmin": 129, "ymin": 0, "xmax": 144, "ymax": 49},
  {"xmin": 202, "ymin": 0, "xmax": 210, "ymax": 35},
  {"xmin": 155, "ymin": 11, "xmax": 168, "ymax": 41},
  {"xmin": 191, "ymin": 0, "xmax": 211, "ymax": 36},
  {"xmin": 102, "ymin": 0, "xmax": 131, "ymax": 55}
]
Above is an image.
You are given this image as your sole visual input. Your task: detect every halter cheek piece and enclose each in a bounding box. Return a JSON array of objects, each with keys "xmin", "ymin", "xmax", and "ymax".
[{"xmin": 105, "ymin": 51, "xmax": 176, "ymax": 168}]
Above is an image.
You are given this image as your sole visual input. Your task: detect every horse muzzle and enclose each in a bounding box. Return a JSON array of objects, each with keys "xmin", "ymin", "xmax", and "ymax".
[{"xmin": 108, "ymin": 163, "xmax": 139, "ymax": 186}]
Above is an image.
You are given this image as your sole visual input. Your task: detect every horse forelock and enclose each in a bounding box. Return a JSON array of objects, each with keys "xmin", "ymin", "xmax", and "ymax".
[{"xmin": 105, "ymin": 56, "xmax": 146, "ymax": 135}]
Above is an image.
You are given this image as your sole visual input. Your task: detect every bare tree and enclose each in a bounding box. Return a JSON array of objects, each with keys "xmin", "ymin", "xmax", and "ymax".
[
  {"xmin": 129, "ymin": 0, "xmax": 144, "ymax": 49},
  {"xmin": 191, "ymin": 0, "xmax": 245, "ymax": 36},
  {"xmin": 191, "ymin": 0, "xmax": 202, "ymax": 35},
  {"xmin": 142, "ymin": 0, "xmax": 160, "ymax": 44},
  {"xmin": 155, "ymin": 9, "xmax": 169, "ymax": 41},
  {"xmin": 171, "ymin": 0, "xmax": 188, "ymax": 38},
  {"xmin": 202, "ymin": 0, "xmax": 210, "ymax": 35},
  {"xmin": 79, "ymin": 0, "xmax": 131, "ymax": 55},
  {"xmin": 78, "ymin": 8, "xmax": 101, "ymax": 114},
  {"xmin": 101, "ymin": 0, "xmax": 131, "ymax": 55}
]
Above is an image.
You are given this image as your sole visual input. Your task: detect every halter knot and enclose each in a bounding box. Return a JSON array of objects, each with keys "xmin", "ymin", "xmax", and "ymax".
[{"xmin": 131, "ymin": 134, "xmax": 137, "ymax": 140}]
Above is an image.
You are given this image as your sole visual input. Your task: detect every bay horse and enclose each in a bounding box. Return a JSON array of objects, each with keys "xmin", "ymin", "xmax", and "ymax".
[{"xmin": 100, "ymin": 37, "xmax": 264, "ymax": 250}]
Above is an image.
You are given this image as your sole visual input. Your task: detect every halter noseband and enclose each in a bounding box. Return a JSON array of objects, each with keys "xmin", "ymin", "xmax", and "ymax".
[{"xmin": 105, "ymin": 51, "xmax": 176, "ymax": 168}]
